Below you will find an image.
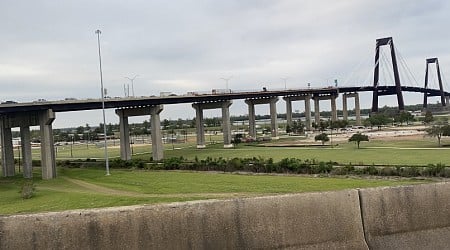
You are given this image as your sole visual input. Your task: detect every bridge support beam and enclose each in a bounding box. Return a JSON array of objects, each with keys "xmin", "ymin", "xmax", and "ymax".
[
  {"xmin": 270, "ymin": 98, "xmax": 279, "ymax": 139},
  {"xmin": 331, "ymin": 95, "xmax": 337, "ymax": 122},
  {"xmin": 304, "ymin": 95, "xmax": 312, "ymax": 130},
  {"xmin": 1, "ymin": 111, "xmax": 53, "ymax": 179},
  {"xmin": 245, "ymin": 97, "xmax": 278, "ymax": 139},
  {"xmin": 423, "ymin": 58, "xmax": 446, "ymax": 110},
  {"xmin": 314, "ymin": 94, "xmax": 338, "ymax": 124},
  {"xmin": 314, "ymin": 97, "xmax": 320, "ymax": 125},
  {"xmin": 192, "ymin": 101, "xmax": 233, "ymax": 148},
  {"xmin": 20, "ymin": 126, "xmax": 33, "ymax": 178},
  {"xmin": 246, "ymin": 100, "xmax": 256, "ymax": 139},
  {"xmin": 150, "ymin": 105, "xmax": 164, "ymax": 160},
  {"xmin": 372, "ymin": 37, "xmax": 405, "ymax": 113},
  {"xmin": 116, "ymin": 106, "xmax": 164, "ymax": 161},
  {"xmin": 0, "ymin": 119, "xmax": 15, "ymax": 177},
  {"xmin": 116, "ymin": 110, "xmax": 132, "ymax": 161},
  {"xmin": 343, "ymin": 93, "xmax": 361, "ymax": 126},
  {"xmin": 39, "ymin": 109, "xmax": 56, "ymax": 180},
  {"xmin": 285, "ymin": 98, "xmax": 293, "ymax": 126},
  {"xmin": 283, "ymin": 95, "xmax": 312, "ymax": 131}
]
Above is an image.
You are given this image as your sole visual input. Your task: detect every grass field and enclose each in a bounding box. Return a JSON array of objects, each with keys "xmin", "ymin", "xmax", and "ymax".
[
  {"xmin": 15, "ymin": 136, "xmax": 450, "ymax": 166},
  {"xmin": 2, "ymin": 134, "xmax": 448, "ymax": 215},
  {"xmin": 0, "ymin": 167, "xmax": 428, "ymax": 215}
]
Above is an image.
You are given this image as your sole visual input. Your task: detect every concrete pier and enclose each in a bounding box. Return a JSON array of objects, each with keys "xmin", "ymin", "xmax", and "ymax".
[
  {"xmin": 342, "ymin": 93, "xmax": 361, "ymax": 125},
  {"xmin": 269, "ymin": 98, "xmax": 278, "ymax": 139},
  {"xmin": 0, "ymin": 119, "xmax": 15, "ymax": 177},
  {"xmin": 1, "ymin": 111, "xmax": 53, "ymax": 179},
  {"xmin": 39, "ymin": 109, "xmax": 56, "ymax": 180},
  {"xmin": 331, "ymin": 95, "xmax": 337, "ymax": 122},
  {"xmin": 115, "ymin": 105, "xmax": 164, "ymax": 161},
  {"xmin": 283, "ymin": 95, "xmax": 312, "ymax": 131},
  {"xmin": 192, "ymin": 101, "xmax": 233, "ymax": 148},
  {"xmin": 304, "ymin": 95, "xmax": 312, "ymax": 130},
  {"xmin": 116, "ymin": 109, "xmax": 131, "ymax": 161},
  {"xmin": 20, "ymin": 126, "xmax": 32, "ymax": 178},
  {"xmin": 150, "ymin": 105, "xmax": 164, "ymax": 160},
  {"xmin": 314, "ymin": 97, "xmax": 320, "ymax": 125},
  {"xmin": 246, "ymin": 100, "xmax": 256, "ymax": 138},
  {"xmin": 245, "ymin": 97, "xmax": 278, "ymax": 139},
  {"xmin": 313, "ymin": 94, "xmax": 338, "ymax": 124}
]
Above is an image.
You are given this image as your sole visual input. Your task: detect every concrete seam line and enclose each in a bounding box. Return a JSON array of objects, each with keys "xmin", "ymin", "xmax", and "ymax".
[{"xmin": 357, "ymin": 188, "xmax": 370, "ymax": 249}]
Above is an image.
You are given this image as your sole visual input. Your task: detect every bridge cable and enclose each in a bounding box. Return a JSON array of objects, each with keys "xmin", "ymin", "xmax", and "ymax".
[
  {"xmin": 380, "ymin": 49, "xmax": 395, "ymax": 86},
  {"xmin": 395, "ymin": 47, "xmax": 421, "ymax": 88},
  {"xmin": 342, "ymin": 52, "xmax": 374, "ymax": 87}
]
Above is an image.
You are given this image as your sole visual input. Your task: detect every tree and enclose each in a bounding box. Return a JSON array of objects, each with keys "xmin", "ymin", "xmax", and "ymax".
[
  {"xmin": 426, "ymin": 122, "xmax": 450, "ymax": 147},
  {"xmin": 423, "ymin": 111, "xmax": 434, "ymax": 124},
  {"xmin": 162, "ymin": 119, "xmax": 170, "ymax": 130},
  {"xmin": 394, "ymin": 111, "xmax": 415, "ymax": 125},
  {"xmin": 364, "ymin": 113, "xmax": 391, "ymax": 129},
  {"xmin": 315, "ymin": 133, "xmax": 329, "ymax": 145},
  {"xmin": 348, "ymin": 133, "xmax": 369, "ymax": 149},
  {"xmin": 286, "ymin": 124, "xmax": 292, "ymax": 135}
]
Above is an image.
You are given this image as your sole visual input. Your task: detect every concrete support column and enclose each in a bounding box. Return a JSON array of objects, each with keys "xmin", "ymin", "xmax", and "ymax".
[
  {"xmin": 39, "ymin": 109, "xmax": 56, "ymax": 180},
  {"xmin": 246, "ymin": 100, "xmax": 256, "ymax": 139},
  {"xmin": 342, "ymin": 94, "xmax": 348, "ymax": 121},
  {"xmin": 314, "ymin": 97, "xmax": 320, "ymax": 125},
  {"xmin": 116, "ymin": 110, "xmax": 131, "ymax": 161},
  {"xmin": 192, "ymin": 104, "xmax": 206, "ymax": 148},
  {"xmin": 284, "ymin": 98, "xmax": 293, "ymax": 126},
  {"xmin": 1, "ymin": 118, "xmax": 15, "ymax": 177},
  {"xmin": 221, "ymin": 101, "xmax": 233, "ymax": 148},
  {"xmin": 150, "ymin": 105, "xmax": 164, "ymax": 160},
  {"xmin": 305, "ymin": 95, "xmax": 312, "ymax": 131},
  {"xmin": 446, "ymin": 96, "xmax": 450, "ymax": 106},
  {"xmin": 20, "ymin": 126, "xmax": 32, "ymax": 178},
  {"xmin": 331, "ymin": 95, "xmax": 337, "ymax": 122},
  {"xmin": 270, "ymin": 98, "xmax": 279, "ymax": 139},
  {"xmin": 355, "ymin": 93, "xmax": 361, "ymax": 126}
]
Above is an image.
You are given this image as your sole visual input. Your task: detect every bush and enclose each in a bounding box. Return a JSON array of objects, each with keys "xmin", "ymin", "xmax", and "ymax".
[{"xmin": 20, "ymin": 180, "xmax": 35, "ymax": 199}]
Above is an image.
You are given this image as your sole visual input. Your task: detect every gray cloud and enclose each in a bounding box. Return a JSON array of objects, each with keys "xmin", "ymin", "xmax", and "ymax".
[{"xmin": 1, "ymin": 0, "xmax": 450, "ymax": 127}]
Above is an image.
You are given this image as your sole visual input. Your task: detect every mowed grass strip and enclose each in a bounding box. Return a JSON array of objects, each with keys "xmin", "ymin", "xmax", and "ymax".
[
  {"xmin": 24, "ymin": 137, "xmax": 450, "ymax": 165},
  {"xmin": 0, "ymin": 167, "xmax": 428, "ymax": 215},
  {"xmin": 160, "ymin": 139, "xmax": 450, "ymax": 166}
]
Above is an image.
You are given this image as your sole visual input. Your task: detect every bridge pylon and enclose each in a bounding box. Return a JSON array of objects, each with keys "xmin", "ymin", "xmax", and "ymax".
[
  {"xmin": 423, "ymin": 58, "xmax": 446, "ymax": 110},
  {"xmin": 371, "ymin": 37, "xmax": 405, "ymax": 113}
]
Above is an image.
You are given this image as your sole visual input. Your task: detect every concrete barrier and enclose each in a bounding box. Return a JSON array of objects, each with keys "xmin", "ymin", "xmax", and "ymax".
[
  {"xmin": 0, "ymin": 189, "xmax": 368, "ymax": 250},
  {"xmin": 359, "ymin": 182, "xmax": 450, "ymax": 250}
]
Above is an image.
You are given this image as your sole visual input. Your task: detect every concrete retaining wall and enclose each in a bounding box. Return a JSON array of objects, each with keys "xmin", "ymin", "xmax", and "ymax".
[
  {"xmin": 1, "ymin": 182, "xmax": 449, "ymax": 249},
  {"xmin": 359, "ymin": 182, "xmax": 450, "ymax": 250},
  {"xmin": 0, "ymin": 190, "xmax": 367, "ymax": 250}
]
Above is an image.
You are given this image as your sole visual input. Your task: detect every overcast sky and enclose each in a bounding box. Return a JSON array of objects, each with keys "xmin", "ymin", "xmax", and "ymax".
[{"xmin": 1, "ymin": 0, "xmax": 450, "ymax": 128}]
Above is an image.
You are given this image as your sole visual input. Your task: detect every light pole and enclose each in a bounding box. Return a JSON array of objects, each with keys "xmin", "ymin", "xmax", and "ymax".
[
  {"xmin": 95, "ymin": 29, "xmax": 110, "ymax": 176},
  {"xmin": 281, "ymin": 77, "xmax": 288, "ymax": 90},
  {"xmin": 124, "ymin": 75, "xmax": 139, "ymax": 97},
  {"xmin": 220, "ymin": 76, "xmax": 232, "ymax": 92}
]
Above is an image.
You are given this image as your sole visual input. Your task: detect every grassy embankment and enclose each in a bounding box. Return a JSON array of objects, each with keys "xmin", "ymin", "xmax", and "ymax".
[
  {"xmin": 0, "ymin": 167, "xmax": 427, "ymax": 215},
  {"xmin": 1, "ymin": 137, "xmax": 446, "ymax": 215}
]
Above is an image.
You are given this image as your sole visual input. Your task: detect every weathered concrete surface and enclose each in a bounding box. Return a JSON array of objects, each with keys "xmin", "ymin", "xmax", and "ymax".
[
  {"xmin": 0, "ymin": 190, "xmax": 367, "ymax": 250},
  {"xmin": 359, "ymin": 182, "xmax": 450, "ymax": 250}
]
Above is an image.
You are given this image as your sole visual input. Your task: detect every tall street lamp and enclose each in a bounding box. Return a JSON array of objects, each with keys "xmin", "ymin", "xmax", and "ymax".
[
  {"xmin": 95, "ymin": 29, "xmax": 110, "ymax": 176},
  {"xmin": 281, "ymin": 77, "xmax": 289, "ymax": 90},
  {"xmin": 220, "ymin": 76, "xmax": 232, "ymax": 93},
  {"xmin": 124, "ymin": 75, "xmax": 139, "ymax": 97}
]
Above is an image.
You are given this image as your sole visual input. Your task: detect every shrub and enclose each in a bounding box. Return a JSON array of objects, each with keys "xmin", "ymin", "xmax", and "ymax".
[
  {"xmin": 163, "ymin": 157, "xmax": 184, "ymax": 170},
  {"xmin": 20, "ymin": 180, "xmax": 35, "ymax": 199}
]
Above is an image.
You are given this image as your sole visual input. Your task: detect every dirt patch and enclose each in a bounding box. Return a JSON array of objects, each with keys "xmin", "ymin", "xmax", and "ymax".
[{"xmin": 38, "ymin": 177, "xmax": 259, "ymax": 199}]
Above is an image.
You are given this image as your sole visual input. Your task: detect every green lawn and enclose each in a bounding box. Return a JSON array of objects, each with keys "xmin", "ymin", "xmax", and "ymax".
[
  {"xmin": 159, "ymin": 139, "xmax": 450, "ymax": 166},
  {"xmin": 13, "ymin": 136, "xmax": 450, "ymax": 166},
  {"xmin": 0, "ymin": 167, "xmax": 428, "ymax": 215}
]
